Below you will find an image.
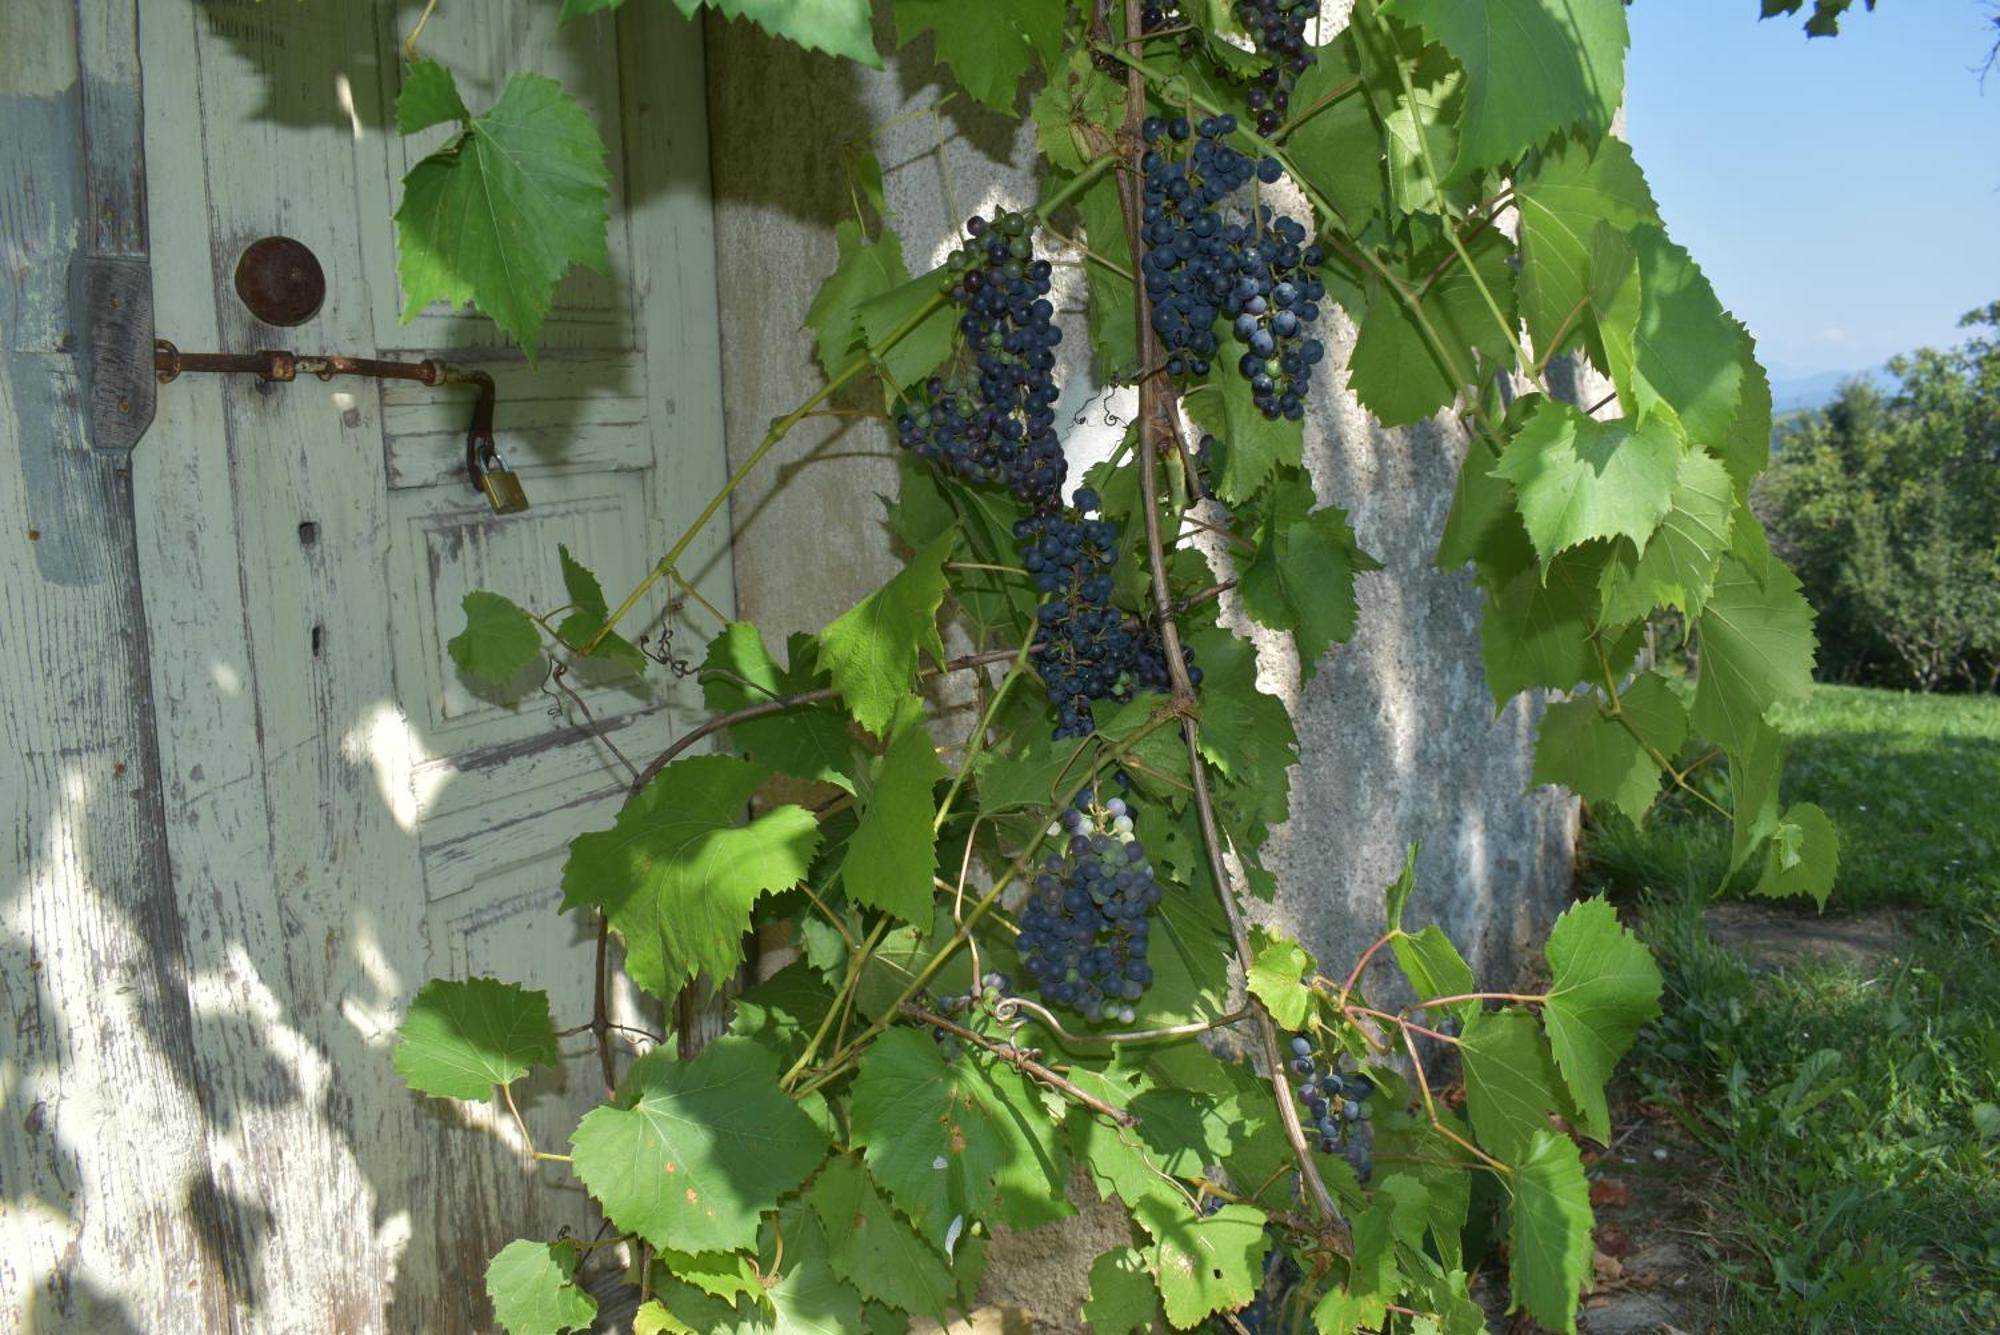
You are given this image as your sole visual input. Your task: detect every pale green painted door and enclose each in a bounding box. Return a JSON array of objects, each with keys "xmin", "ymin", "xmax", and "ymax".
[{"xmin": 126, "ymin": 2, "xmax": 727, "ymax": 1328}]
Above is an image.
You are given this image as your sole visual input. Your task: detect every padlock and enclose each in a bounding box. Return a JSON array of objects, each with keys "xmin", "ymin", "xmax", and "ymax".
[{"xmin": 475, "ymin": 444, "xmax": 530, "ymax": 515}]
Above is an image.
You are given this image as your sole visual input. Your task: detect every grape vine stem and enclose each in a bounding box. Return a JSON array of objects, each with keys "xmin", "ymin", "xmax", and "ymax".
[
  {"xmin": 1105, "ymin": 0, "xmax": 1346, "ymax": 1246},
  {"xmin": 896, "ymin": 1003, "xmax": 1138, "ymax": 1127}
]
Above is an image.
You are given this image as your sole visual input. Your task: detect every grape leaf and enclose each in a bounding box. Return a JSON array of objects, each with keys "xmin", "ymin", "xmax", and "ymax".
[
  {"xmin": 449, "ymin": 591, "xmax": 542, "ymax": 684},
  {"xmin": 1386, "ymin": 0, "xmax": 1627, "ymax": 178},
  {"xmin": 892, "ymin": 0, "xmax": 1065, "ymax": 113},
  {"xmin": 1239, "ymin": 498, "xmax": 1378, "ymax": 679},
  {"xmin": 561, "ymin": 755, "xmax": 821, "ymax": 999},
  {"xmin": 1627, "ymin": 226, "xmax": 1748, "ymax": 447},
  {"xmin": 1186, "ymin": 348, "xmax": 1306, "ymax": 503},
  {"xmin": 849, "ymin": 1028, "xmax": 1071, "ymax": 1249},
  {"xmin": 701, "ymin": 622, "xmax": 856, "ymax": 792},
  {"xmin": 818, "ymin": 529, "xmax": 954, "ymax": 737},
  {"xmin": 704, "ymin": 0, "xmax": 880, "ymax": 66},
  {"xmin": 840, "ymin": 708, "xmax": 945, "ymax": 922},
  {"xmin": 1247, "ymin": 928, "xmax": 1315, "ymax": 1031},
  {"xmin": 805, "ymin": 221, "xmax": 910, "ymax": 381},
  {"xmin": 1392, "ymin": 924, "xmax": 1475, "ymax": 1025},
  {"xmin": 1598, "ymin": 448, "xmax": 1736, "ymax": 622},
  {"xmin": 1508, "ymin": 1129, "xmax": 1593, "ymax": 1334},
  {"xmin": 398, "ymin": 59, "xmax": 468, "ymax": 135},
  {"xmin": 1530, "ymin": 697, "xmax": 1658, "ymax": 826},
  {"xmin": 1278, "ymin": 40, "xmax": 1380, "ymax": 227},
  {"xmin": 1514, "ymin": 139, "xmax": 1659, "ymax": 361},
  {"xmin": 551, "ymin": 546, "xmax": 647, "ymax": 674},
  {"xmin": 1691, "ymin": 553, "xmax": 1818, "ymax": 754},
  {"xmin": 857, "ymin": 271, "xmax": 957, "ymax": 401},
  {"xmin": 1459, "ymin": 1008, "xmax": 1571, "ymax": 1164},
  {"xmin": 485, "ymin": 1240, "xmax": 598, "ymax": 1335},
  {"xmin": 1082, "ymin": 1248, "xmax": 1160, "ymax": 1334},
  {"xmin": 1494, "ymin": 401, "xmax": 1684, "ymax": 568},
  {"xmin": 571, "ymin": 1037, "xmax": 828, "ymax": 1255},
  {"xmin": 393, "ymin": 977, "xmax": 559, "ymax": 1101},
  {"xmin": 807, "ymin": 1154, "xmax": 955, "ymax": 1317},
  {"xmin": 1478, "ymin": 545, "xmax": 1615, "ymax": 705},
  {"xmin": 396, "ymin": 73, "xmax": 610, "ymax": 358},
  {"xmin": 1142, "ymin": 1202, "xmax": 1269, "ymax": 1328},
  {"xmin": 1541, "ymin": 898, "xmax": 1661, "ymax": 1143},
  {"xmin": 1754, "ymin": 801, "xmax": 1839, "ymax": 908}
]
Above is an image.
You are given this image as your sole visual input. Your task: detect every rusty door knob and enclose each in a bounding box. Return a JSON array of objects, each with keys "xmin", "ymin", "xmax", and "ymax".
[{"xmin": 234, "ymin": 236, "xmax": 326, "ymax": 327}]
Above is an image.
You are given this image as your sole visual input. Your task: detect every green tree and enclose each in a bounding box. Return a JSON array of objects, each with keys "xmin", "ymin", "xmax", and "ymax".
[{"xmin": 1756, "ymin": 303, "xmax": 2000, "ymax": 691}]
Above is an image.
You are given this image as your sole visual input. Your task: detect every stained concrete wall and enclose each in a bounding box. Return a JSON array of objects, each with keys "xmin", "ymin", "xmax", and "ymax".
[{"xmin": 702, "ymin": 6, "xmax": 1577, "ymax": 1327}]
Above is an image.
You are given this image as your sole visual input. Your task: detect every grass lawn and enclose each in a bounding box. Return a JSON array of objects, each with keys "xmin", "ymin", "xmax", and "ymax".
[{"xmin": 1580, "ymin": 685, "xmax": 2000, "ymax": 1332}]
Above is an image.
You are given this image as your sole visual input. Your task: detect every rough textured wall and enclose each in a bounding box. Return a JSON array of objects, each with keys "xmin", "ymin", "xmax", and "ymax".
[{"xmin": 703, "ymin": 6, "xmax": 1577, "ymax": 1327}]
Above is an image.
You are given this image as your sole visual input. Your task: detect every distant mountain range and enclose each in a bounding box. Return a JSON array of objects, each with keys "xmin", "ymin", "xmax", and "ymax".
[{"xmin": 1767, "ymin": 364, "xmax": 1897, "ymax": 416}]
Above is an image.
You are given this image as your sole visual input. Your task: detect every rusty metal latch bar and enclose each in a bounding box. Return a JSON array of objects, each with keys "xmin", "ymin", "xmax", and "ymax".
[{"xmin": 150, "ymin": 340, "xmax": 525, "ymax": 514}]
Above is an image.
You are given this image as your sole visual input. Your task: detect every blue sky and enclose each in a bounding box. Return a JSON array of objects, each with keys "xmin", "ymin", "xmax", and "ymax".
[{"xmin": 1625, "ymin": 0, "xmax": 2000, "ymax": 377}]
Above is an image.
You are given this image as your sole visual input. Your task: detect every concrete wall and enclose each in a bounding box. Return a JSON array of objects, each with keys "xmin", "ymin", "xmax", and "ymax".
[{"xmin": 703, "ymin": 6, "xmax": 1577, "ymax": 1327}]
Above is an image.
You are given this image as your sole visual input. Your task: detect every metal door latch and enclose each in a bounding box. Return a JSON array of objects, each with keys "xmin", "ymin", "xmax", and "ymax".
[{"xmin": 151, "ymin": 341, "xmax": 525, "ymax": 515}]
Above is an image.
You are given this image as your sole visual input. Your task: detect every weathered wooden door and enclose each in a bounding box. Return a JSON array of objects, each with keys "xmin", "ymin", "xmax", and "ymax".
[{"xmin": 11, "ymin": 1, "xmax": 724, "ymax": 1329}]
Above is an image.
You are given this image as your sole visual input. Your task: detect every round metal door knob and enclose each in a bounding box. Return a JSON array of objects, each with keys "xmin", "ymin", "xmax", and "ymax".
[{"xmin": 233, "ymin": 236, "xmax": 326, "ymax": 327}]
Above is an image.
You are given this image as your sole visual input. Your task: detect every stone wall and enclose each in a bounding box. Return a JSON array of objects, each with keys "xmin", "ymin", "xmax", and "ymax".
[{"xmin": 702, "ymin": 7, "xmax": 1578, "ymax": 1327}]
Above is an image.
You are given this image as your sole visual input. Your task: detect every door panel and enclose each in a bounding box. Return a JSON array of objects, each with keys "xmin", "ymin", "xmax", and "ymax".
[{"xmin": 134, "ymin": 1, "xmax": 728, "ymax": 1328}]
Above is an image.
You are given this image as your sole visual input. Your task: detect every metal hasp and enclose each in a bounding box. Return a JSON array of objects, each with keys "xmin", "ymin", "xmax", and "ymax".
[{"xmin": 151, "ymin": 340, "xmax": 524, "ymax": 514}]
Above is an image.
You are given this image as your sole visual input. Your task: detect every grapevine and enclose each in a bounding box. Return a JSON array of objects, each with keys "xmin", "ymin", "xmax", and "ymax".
[{"xmin": 396, "ymin": 2, "xmax": 1836, "ymax": 1332}]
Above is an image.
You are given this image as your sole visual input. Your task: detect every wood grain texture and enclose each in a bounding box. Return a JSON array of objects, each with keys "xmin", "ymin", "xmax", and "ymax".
[{"xmin": 5, "ymin": 0, "xmax": 735, "ymax": 1328}]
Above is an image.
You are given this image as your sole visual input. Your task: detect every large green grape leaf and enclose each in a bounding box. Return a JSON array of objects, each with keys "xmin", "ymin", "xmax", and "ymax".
[
  {"xmin": 1626, "ymin": 227, "xmax": 1749, "ymax": 447},
  {"xmin": 1754, "ymin": 800, "xmax": 1839, "ymax": 908},
  {"xmin": 1144, "ymin": 1202, "xmax": 1269, "ymax": 1328},
  {"xmin": 804, "ymin": 221, "xmax": 910, "ymax": 382},
  {"xmin": 1508, "ymin": 1129, "xmax": 1593, "ymax": 1333},
  {"xmin": 1478, "ymin": 545, "xmax": 1615, "ymax": 705},
  {"xmin": 1385, "ymin": 0, "xmax": 1627, "ymax": 178},
  {"xmin": 1083, "ymin": 1248, "xmax": 1161, "ymax": 1334},
  {"xmin": 396, "ymin": 72, "xmax": 610, "ymax": 358},
  {"xmin": 840, "ymin": 707, "xmax": 945, "ymax": 922},
  {"xmin": 448, "ymin": 591, "xmax": 542, "ymax": 684},
  {"xmin": 1187, "ymin": 349, "xmax": 1306, "ymax": 503},
  {"xmin": 1598, "ymin": 448, "xmax": 1736, "ymax": 622},
  {"xmin": 1691, "ymin": 553, "xmax": 1818, "ymax": 754},
  {"xmin": 1247, "ymin": 927, "xmax": 1315, "ymax": 1031},
  {"xmin": 892, "ymin": 0, "xmax": 1065, "ymax": 112},
  {"xmin": 1514, "ymin": 139, "xmax": 1659, "ymax": 361},
  {"xmin": 1391, "ymin": 924, "xmax": 1476, "ymax": 1025},
  {"xmin": 1347, "ymin": 228, "xmax": 1517, "ymax": 428},
  {"xmin": 818, "ymin": 529, "xmax": 954, "ymax": 737},
  {"xmin": 1459, "ymin": 1007, "xmax": 1571, "ymax": 1164},
  {"xmin": 398, "ymin": 59, "xmax": 468, "ymax": 134},
  {"xmin": 571, "ymin": 1037, "xmax": 828, "ymax": 1255},
  {"xmin": 1239, "ymin": 496, "xmax": 1379, "ymax": 680},
  {"xmin": 1280, "ymin": 40, "xmax": 1381, "ymax": 228},
  {"xmin": 1494, "ymin": 400, "xmax": 1684, "ymax": 568},
  {"xmin": 393, "ymin": 977, "xmax": 559, "ymax": 1101},
  {"xmin": 485, "ymin": 1239, "xmax": 598, "ymax": 1335},
  {"xmin": 1541, "ymin": 898, "xmax": 1661, "ymax": 1143},
  {"xmin": 561, "ymin": 755, "xmax": 820, "ymax": 999},
  {"xmin": 704, "ymin": 0, "xmax": 880, "ymax": 65},
  {"xmin": 807, "ymin": 1154, "xmax": 956, "ymax": 1317},
  {"xmin": 701, "ymin": 623, "xmax": 857, "ymax": 792},
  {"xmin": 1530, "ymin": 697, "xmax": 1658, "ymax": 826},
  {"xmin": 849, "ymin": 1028, "xmax": 1071, "ymax": 1248}
]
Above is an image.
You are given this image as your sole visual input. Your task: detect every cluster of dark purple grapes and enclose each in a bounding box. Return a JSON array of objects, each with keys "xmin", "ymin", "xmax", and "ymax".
[
  {"xmin": 896, "ymin": 211, "xmax": 1066, "ymax": 511},
  {"xmin": 1139, "ymin": 116, "xmax": 1329, "ymax": 421},
  {"xmin": 1289, "ymin": 1035, "xmax": 1376, "ymax": 1180},
  {"xmin": 1235, "ymin": 0, "xmax": 1319, "ymax": 135},
  {"xmin": 1017, "ymin": 488, "xmax": 1194, "ymax": 738},
  {"xmin": 1017, "ymin": 795, "xmax": 1160, "ymax": 1024}
]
